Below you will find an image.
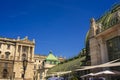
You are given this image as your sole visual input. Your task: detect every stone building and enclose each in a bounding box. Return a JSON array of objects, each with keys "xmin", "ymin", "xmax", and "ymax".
[
  {"xmin": 0, "ymin": 36, "xmax": 35, "ymax": 80},
  {"xmin": 0, "ymin": 36, "xmax": 65, "ymax": 80},
  {"xmin": 33, "ymin": 54, "xmax": 46, "ymax": 80},
  {"xmin": 34, "ymin": 52, "xmax": 65, "ymax": 80},
  {"xmin": 87, "ymin": 4, "xmax": 120, "ymax": 80}
]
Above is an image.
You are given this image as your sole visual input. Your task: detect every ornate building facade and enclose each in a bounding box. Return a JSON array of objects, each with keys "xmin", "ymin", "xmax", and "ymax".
[
  {"xmin": 87, "ymin": 4, "xmax": 120, "ymax": 80},
  {"xmin": 0, "ymin": 36, "xmax": 64, "ymax": 80},
  {"xmin": 0, "ymin": 36, "xmax": 35, "ymax": 80},
  {"xmin": 34, "ymin": 52, "xmax": 65, "ymax": 80},
  {"xmin": 89, "ymin": 4, "xmax": 120, "ymax": 66}
]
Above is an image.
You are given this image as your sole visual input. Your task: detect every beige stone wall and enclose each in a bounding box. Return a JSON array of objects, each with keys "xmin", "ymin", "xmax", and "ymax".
[
  {"xmin": 0, "ymin": 43, "xmax": 15, "ymax": 60},
  {"xmin": 0, "ymin": 37, "xmax": 65, "ymax": 80},
  {"xmin": 14, "ymin": 62, "xmax": 23, "ymax": 79},
  {"xmin": 0, "ymin": 37, "xmax": 35, "ymax": 80},
  {"xmin": 14, "ymin": 62, "xmax": 34, "ymax": 80},
  {"xmin": 25, "ymin": 62, "xmax": 34, "ymax": 80},
  {"xmin": 89, "ymin": 38, "xmax": 101, "ymax": 65},
  {"xmin": 89, "ymin": 22, "xmax": 120, "ymax": 66}
]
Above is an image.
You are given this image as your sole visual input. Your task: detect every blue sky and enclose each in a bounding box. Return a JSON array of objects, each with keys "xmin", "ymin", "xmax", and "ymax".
[{"xmin": 0, "ymin": 0, "xmax": 119, "ymax": 58}]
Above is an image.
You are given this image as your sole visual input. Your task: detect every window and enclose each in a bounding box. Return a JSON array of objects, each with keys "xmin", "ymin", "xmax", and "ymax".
[
  {"xmin": 34, "ymin": 65, "xmax": 36, "ymax": 69},
  {"xmin": 21, "ymin": 73, "xmax": 24, "ymax": 78},
  {"xmin": 13, "ymin": 72, "xmax": 15, "ymax": 78},
  {"xmin": 42, "ymin": 60, "xmax": 46, "ymax": 66},
  {"xmin": 96, "ymin": 29, "xmax": 99, "ymax": 34},
  {"xmin": 22, "ymin": 54, "xmax": 26, "ymax": 60},
  {"xmin": 7, "ymin": 44, "xmax": 10, "ymax": 49},
  {"xmin": 107, "ymin": 36, "xmax": 120, "ymax": 61},
  {"xmin": 50, "ymin": 61, "xmax": 52, "ymax": 64},
  {"xmin": 5, "ymin": 52, "xmax": 10, "ymax": 59},
  {"xmin": 22, "ymin": 46, "xmax": 28, "ymax": 52},
  {"xmin": 3, "ymin": 69, "xmax": 8, "ymax": 78},
  {"xmin": 54, "ymin": 61, "xmax": 56, "ymax": 64},
  {"xmin": 30, "ymin": 47, "xmax": 33, "ymax": 54}
]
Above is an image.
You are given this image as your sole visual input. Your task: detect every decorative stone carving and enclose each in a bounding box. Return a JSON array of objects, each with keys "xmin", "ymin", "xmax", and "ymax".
[
  {"xmin": 24, "ymin": 36, "xmax": 28, "ymax": 40},
  {"xmin": 89, "ymin": 18, "xmax": 98, "ymax": 37},
  {"xmin": 90, "ymin": 18, "xmax": 96, "ymax": 29},
  {"xmin": 98, "ymin": 23, "xmax": 102, "ymax": 32},
  {"xmin": 116, "ymin": 10, "xmax": 120, "ymax": 17},
  {"xmin": 33, "ymin": 39, "xmax": 35, "ymax": 43},
  {"xmin": 17, "ymin": 36, "xmax": 20, "ymax": 40},
  {"xmin": 116, "ymin": 10, "xmax": 120, "ymax": 22}
]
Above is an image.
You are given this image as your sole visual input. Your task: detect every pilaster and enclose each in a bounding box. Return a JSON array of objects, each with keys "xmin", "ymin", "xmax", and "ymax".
[
  {"xmin": 15, "ymin": 43, "xmax": 18, "ymax": 60},
  {"xmin": 20, "ymin": 45, "xmax": 23, "ymax": 61},
  {"xmin": 98, "ymin": 38, "xmax": 108, "ymax": 64},
  {"xmin": 32, "ymin": 47, "xmax": 34, "ymax": 62},
  {"xmin": 89, "ymin": 37, "xmax": 101, "ymax": 65},
  {"xmin": 28, "ymin": 46, "xmax": 30, "ymax": 61}
]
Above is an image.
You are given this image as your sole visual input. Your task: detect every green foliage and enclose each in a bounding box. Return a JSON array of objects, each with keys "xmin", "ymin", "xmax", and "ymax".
[{"xmin": 47, "ymin": 56, "xmax": 86, "ymax": 73}]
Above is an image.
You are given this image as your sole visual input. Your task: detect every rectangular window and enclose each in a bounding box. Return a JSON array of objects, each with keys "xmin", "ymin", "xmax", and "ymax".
[
  {"xmin": 107, "ymin": 36, "xmax": 120, "ymax": 61},
  {"xmin": 7, "ymin": 44, "xmax": 10, "ymax": 49},
  {"xmin": 22, "ymin": 46, "xmax": 28, "ymax": 52}
]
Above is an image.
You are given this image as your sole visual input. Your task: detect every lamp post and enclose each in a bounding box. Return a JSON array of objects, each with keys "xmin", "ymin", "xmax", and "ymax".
[{"xmin": 22, "ymin": 59, "xmax": 28, "ymax": 80}]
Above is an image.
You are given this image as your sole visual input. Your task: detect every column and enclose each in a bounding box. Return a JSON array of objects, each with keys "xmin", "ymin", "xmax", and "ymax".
[
  {"xmin": 20, "ymin": 45, "xmax": 23, "ymax": 61},
  {"xmin": 32, "ymin": 47, "xmax": 35, "ymax": 62},
  {"xmin": 27, "ymin": 46, "xmax": 30, "ymax": 61},
  {"xmin": 38, "ymin": 73, "xmax": 40, "ymax": 80},
  {"xmin": 15, "ymin": 43, "xmax": 18, "ymax": 60}
]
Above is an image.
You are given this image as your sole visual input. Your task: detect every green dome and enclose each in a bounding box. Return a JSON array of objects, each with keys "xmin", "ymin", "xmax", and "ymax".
[{"xmin": 46, "ymin": 51, "xmax": 58, "ymax": 61}]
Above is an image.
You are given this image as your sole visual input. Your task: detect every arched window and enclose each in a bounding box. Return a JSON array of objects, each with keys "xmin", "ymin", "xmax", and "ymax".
[
  {"xmin": 22, "ymin": 54, "xmax": 26, "ymax": 60},
  {"xmin": 5, "ymin": 52, "xmax": 10, "ymax": 59},
  {"xmin": 3, "ymin": 69, "xmax": 8, "ymax": 78}
]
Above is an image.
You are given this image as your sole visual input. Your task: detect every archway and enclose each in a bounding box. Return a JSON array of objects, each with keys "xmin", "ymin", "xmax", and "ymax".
[{"xmin": 2, "ymin": 69, "xmax": 8, "ymax": 78}]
